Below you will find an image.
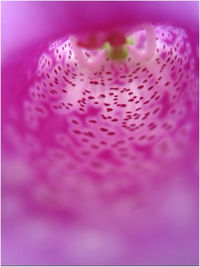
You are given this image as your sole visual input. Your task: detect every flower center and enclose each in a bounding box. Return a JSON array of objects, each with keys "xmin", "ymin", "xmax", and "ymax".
[
  {"xmin": 71, "ymin": 24, "xmax": 157, "ymax": 71},
  {"xmin": 100, "ymin": 37, "xmax": 134, "ymax": 60}
]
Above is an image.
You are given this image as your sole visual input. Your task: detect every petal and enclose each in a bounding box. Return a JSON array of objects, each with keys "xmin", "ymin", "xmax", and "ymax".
[{"xmin": 2, "ymin": 2, "xmax": 199, "ymax": 266}]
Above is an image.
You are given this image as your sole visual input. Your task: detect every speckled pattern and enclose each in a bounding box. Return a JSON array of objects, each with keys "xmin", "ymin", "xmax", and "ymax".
[
  {"xmin": 2, "ymin": 22, "xmax": 199, "ymax": 266},
  {"xmin": 27, "ymin": 27, "xmax": 196, "ymax": 172}
]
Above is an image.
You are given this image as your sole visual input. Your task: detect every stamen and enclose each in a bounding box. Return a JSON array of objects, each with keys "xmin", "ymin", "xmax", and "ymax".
[
  {"xmin": 100, "ymin": 37, "xmax": 133, "ymax": 60},
  {"xmin": 108, "ymin": 46, "xmax": 128, "ymax": 60},
  {"xmin": 70, "ymin": 36, "xmax": 106, "ymax": 72},
  {"xmin": 128, "ymin": 24, "xmax": 156, "ymax": 62}
]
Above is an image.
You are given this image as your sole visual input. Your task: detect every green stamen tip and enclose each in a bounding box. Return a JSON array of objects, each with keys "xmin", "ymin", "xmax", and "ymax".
[
  {"xmin": 100, "ymin": 42, "xmax": 110, "ymax": 50},
  {"xmin": 126, "ymin": 37, "xmax": 134, "ymax": 45},
  {"xmin": 99, "ymin": 36, "xmax": 134, "ymax": 60},
  {"xmin": 108, "ymin": 46, "xmax": 128, "ymax": 60}
]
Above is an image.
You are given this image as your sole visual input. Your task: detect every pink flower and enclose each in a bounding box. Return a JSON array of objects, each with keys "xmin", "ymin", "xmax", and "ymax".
[{"xmin": 2, "ymin": 2, "xmax": 199, "ymax": 265}]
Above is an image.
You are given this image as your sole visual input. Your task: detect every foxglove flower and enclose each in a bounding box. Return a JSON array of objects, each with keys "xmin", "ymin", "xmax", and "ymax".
[{"xmin": 2, "ymin": 2, "xmax": 199, "ymax": 265}]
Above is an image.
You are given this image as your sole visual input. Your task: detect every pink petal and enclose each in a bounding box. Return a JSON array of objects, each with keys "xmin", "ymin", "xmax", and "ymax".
[{"xmin": 2, "ymin": 2, "xmax": 199, "ymax": 265}]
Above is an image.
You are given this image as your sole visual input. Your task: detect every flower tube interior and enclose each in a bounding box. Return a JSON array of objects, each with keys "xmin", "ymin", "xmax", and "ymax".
[{"xmin": 1, "ymin": 1, "xmax": 199, "ymax": 266}]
